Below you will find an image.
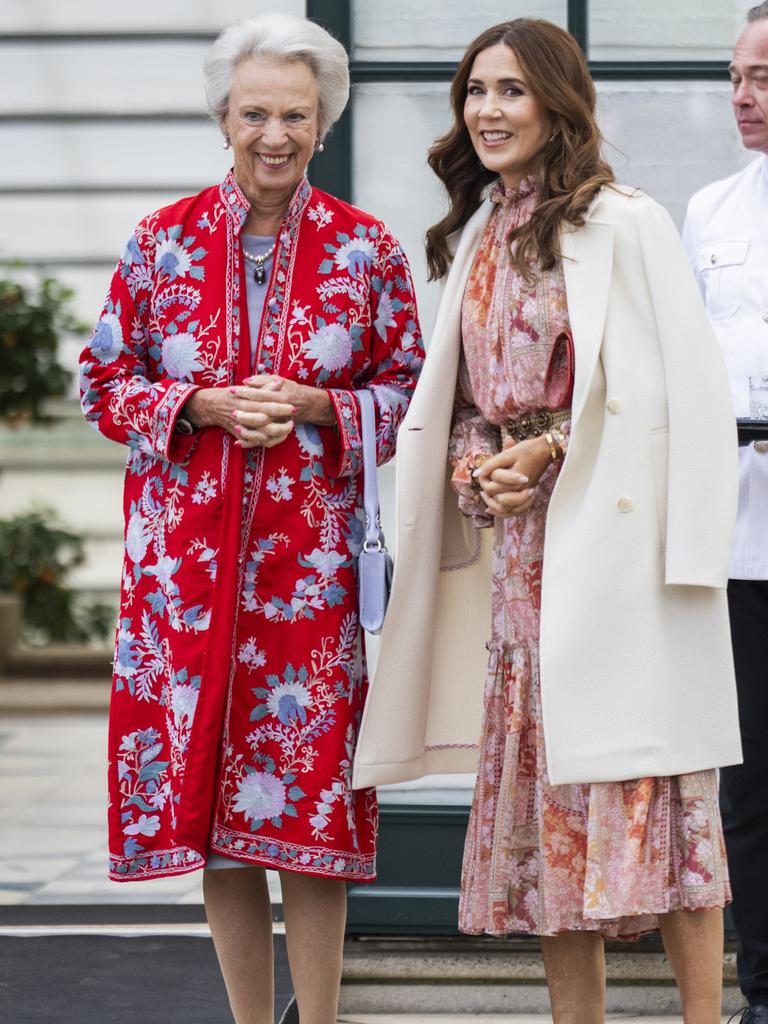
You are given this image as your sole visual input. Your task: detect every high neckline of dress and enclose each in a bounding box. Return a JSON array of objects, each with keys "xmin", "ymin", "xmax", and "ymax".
[{"xmin": 490, "ymin": 175, "xmax": 537, "ymax": 207}]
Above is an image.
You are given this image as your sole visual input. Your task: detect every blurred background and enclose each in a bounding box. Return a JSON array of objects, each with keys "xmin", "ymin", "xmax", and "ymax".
[{"xmin": 0, "ymin": 1, "xmax": 752, "ymax": 1020}]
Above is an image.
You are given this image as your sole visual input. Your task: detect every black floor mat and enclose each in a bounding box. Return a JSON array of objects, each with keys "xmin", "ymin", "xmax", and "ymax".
[{"xmin": 0, "ymin": 933, "xmax": 293, "ymax": 1024}]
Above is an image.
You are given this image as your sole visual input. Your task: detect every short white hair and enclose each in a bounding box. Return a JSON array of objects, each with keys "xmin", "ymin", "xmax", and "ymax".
[
  {"xmin": 203, "ymin": 14, "xmax": 350, "ymax": 139},
  {"xmin": 748, "ymin": 1, "xmax": 768, "ymax": 20}
]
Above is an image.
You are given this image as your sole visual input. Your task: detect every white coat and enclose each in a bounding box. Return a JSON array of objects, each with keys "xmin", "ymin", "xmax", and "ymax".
[{"xmin": 353, "ymin": 184, "xmax": 742, "ymax": 789}]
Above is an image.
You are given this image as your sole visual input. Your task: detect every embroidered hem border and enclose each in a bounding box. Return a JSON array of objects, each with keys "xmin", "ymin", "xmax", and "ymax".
[
  {"xmin": 109, "ymin": 844, "xmax": 205, "ymax": 881},
  {"xmin": 210, "ymin": 825, "xmax": 376, "ymax": 881}
]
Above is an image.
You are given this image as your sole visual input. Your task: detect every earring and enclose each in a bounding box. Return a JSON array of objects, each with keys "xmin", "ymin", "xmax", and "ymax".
[
  {"xmin": 316, "ymin": 140, "xmax": 325, "ymax": 153},
  {"xmin": 222, "ymin": 135, "xmax": 231, "ymax": 150}
]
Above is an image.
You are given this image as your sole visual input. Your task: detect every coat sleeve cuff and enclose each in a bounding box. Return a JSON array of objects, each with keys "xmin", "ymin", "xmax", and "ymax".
[
  {"xmin": 322, "ymin": 388, "xmax": 363, "ymax": 479},
  {"xmin": 664, "ymin": 565, "xmax": 729, "ymax": 589},
  {"xmin": 157, "ymin": 383, "xmax": 202, "ymax": 463}
]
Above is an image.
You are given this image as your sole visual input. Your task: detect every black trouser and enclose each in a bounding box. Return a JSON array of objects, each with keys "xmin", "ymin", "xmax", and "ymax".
[{"xmin": 721, "ymin": 579, "xmax": 768, "ymax": 1006}]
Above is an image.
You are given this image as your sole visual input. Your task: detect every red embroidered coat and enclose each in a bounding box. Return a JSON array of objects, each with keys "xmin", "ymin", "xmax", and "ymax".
[{"xmin": 80, "ymin": 173, "xmax": 423, "ymax": 881}]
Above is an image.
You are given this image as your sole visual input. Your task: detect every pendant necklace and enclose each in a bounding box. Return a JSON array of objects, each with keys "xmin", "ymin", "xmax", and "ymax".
[{"xmin": 242, "ymin": 242, "xmax": 277, "ymax": 285}]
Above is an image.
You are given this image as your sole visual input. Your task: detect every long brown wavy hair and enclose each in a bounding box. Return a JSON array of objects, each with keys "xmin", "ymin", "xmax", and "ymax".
[{"xmin": 425, "ymin": 19, "xmax": 615, "ymax": 281}]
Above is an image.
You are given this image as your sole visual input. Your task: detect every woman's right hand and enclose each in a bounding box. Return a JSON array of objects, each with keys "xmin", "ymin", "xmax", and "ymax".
[
  {"xmin": 184, "ymin": 386, "xmax": 295, "ymax": 449},
  {"xmin": 473, "ymin": 435, "xmax": 552, "ymax": 517}
]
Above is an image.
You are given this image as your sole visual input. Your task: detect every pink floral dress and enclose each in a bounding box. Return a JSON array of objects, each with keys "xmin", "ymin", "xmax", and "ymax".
[{"xmin": 449, "ymin": 178, "xmax": 731, "ymax": 939}]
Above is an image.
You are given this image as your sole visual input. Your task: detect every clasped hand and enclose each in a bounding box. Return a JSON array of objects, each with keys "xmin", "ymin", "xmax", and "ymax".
[
  {"xmin": 185, "ymin": 374, "xmax": 334, "ymax": 449},
  {"xmin": 473, "ymin": 435, "xmax": 553, "ymax": 517}
]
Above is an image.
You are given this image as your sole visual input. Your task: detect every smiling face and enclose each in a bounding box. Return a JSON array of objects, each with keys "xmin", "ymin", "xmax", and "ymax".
[
  {"xmin": 223, "ymin": 55, "xmax": 320, "ymax": 212},
  {"xmin": 730, "ymin": 19, "xmax": 768, "ymax": 155},
  {"xmin": 463, "ymin": 42, "xmax": 552, "ymax": 190}
]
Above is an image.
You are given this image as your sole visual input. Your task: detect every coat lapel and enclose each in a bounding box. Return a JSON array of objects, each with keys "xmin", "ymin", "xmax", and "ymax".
[
  {"xmin": 560, "ymin": 216, "xmax": 613, "ymax": 428},
  {"xmin": 404, "ymin": 199, "xmax": 493, "ymax": 427}
]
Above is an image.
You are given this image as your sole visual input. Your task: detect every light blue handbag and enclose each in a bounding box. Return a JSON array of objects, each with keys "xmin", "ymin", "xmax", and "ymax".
[{"xmin": 356, "ymin": 389, "xmax": 393, "ymax": 635}]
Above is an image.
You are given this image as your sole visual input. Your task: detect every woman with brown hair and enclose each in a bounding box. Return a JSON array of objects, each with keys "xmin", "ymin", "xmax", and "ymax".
[{"xmin": 353, "ymin": 18, "xmax": 741, "ymax": 1024}]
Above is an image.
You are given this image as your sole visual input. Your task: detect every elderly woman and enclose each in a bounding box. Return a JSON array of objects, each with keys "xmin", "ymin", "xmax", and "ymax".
[
  {"xmin": 354, "ymin": 18, "xmax": 740, "ymax": 1024},
  {"xmin": 80, "ymin": 14, "xmax": 422, "ymax": 1024}
]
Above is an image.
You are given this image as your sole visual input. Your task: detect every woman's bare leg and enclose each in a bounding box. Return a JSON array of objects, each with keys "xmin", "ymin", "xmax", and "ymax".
[
  {"xmin": 540, "ymin": 930, "xmax": 606, "ymax": 1024},
  {"xmin": 280, "ymin": 871, "xmax": 347, "ymax": 1024},
  {"xmin": 203, "ymin": 866, "xmax": 275, "ymax": 1024},
  {"xmin": 659, "ymin": 908, "xmax": 724, "ymax": 1024}
]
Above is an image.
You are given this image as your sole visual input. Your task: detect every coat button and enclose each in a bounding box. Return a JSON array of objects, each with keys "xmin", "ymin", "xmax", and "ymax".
[
  {"xmin": 617, "ymin": 497, "xmax": 634, "ymax": 513},
  {"xmin": 762, "ymin": 311, "xmax": 768, "ymax": 324},
  {"xmin": 606, "ymin": 397, "xmax": 623, "ymax": 414},
  {"xmin": 710, "ymin": 253, "xmax": 717, "ymax": 264}
]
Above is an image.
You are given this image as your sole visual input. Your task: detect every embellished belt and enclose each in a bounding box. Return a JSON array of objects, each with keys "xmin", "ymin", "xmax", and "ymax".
[{"xmin": 501, "ymin": 408, "xmax": 570, "ymax": 443}]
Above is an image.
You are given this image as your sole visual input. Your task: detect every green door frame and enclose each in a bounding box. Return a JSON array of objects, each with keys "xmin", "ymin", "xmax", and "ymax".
[{"xmin": 305, "ymin": 1, "xmax": 352, "ymax": 200}]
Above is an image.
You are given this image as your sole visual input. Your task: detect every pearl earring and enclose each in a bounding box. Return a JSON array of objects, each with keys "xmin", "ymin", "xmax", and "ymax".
[
  {"xmin": 222, "ymin": 135, "xmax": 231, "ymax": 150},
  {"xmin": 316, "ymin": 141, "xmax": 325, "ymax": 153}
]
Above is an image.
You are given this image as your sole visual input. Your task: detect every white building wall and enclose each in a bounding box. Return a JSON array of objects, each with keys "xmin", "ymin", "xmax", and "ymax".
[
  {"xmin": 0, "ymin": 0, "xmax": 756, "ymax": 606},
  {"xmin": 0, "ymin": 0, "xmax": 306, "ymax": 601}
]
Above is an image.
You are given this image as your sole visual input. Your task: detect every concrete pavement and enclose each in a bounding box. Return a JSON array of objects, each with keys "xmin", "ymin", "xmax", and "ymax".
[{"xmin": 0, "ymin": 710, "xmax": 741, "ymax": 1023}]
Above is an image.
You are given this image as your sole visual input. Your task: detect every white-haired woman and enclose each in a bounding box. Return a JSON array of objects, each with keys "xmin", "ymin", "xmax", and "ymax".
[{"xmin": 80, "ymin": 14, "xmax": 423, "ymax": 1024}]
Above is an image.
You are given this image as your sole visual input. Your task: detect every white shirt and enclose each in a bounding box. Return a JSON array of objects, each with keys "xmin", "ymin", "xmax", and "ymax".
[{"xmin": 683, "ymin": 156, "xmax": 768, "ymax": 579}]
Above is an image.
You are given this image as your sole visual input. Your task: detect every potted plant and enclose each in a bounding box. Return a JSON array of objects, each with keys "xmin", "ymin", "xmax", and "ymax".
[
  {"xmin": 0, "ymin": 507, "xmax": 113, "ymax": 650},
  {"xmin": 0, "ymin": 270, "xmax": 105, "ymax": 663},
  {"xmin": 0, "ymin": 272, "xmax": 77, "ymax": 426}
]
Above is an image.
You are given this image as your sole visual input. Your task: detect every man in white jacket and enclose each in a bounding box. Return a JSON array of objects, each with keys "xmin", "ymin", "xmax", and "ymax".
[{"xmin": 683, "ymin": 5, "xmax": 768, "ymax": 1021}]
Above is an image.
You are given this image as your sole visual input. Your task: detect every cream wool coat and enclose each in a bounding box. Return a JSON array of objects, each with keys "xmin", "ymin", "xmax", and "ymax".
[{"xmin": 353, "ymin": 184, "xmax": 742, "ymax": 789}]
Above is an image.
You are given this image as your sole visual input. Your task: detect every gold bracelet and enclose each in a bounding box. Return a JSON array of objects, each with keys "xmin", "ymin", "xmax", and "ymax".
[
  {"xmin": 544, "ymin": 431, "xmax": 559, "ymax": 464},
  {"xmin": 551, "ymin": 427, "xmax": 566, "ymax": 461}
]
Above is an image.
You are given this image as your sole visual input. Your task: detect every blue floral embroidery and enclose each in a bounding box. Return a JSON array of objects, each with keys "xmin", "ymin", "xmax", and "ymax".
[
  {"xmin": 154, "ymin": 226, "xmax": 207, "ymax": 282},
  {"xmin": 90, "ymin": 302, "xmax": 125, "ymax": 365},
  {"xmin": 250, "ymin": 663, "xmax": 314, "ymax": 726}
]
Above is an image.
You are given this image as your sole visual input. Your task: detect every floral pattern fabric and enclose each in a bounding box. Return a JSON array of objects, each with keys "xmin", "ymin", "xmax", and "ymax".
[
  {"xmin": 81, "ymin": 174, "xmax": 423, "ymax": 882},
  {"xmin": 451, "ymin": 178, "xmax": 730, "ymax": 938}
]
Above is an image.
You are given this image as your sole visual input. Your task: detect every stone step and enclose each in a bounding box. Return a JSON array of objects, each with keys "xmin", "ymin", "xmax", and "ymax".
[
  {"xmin": 0, "ymin": 465, "xmax": 124, "ymax": 537},
  {"xmin": 335, "ymin": 1018, "xmax": 726, "ymax": 1024},
  {"xmin": 69, "ymin": 536, "xmax": 123, "ymax": 593},
  {"xmin": 0, "ymin": 401, "xmax": 124, "ymax": 471},
  {"xmin": 0, "ymin": 402, "xmax": 124, "ymax": 604},
  {"xmin": 338, "ymin": 940, "xmax": 740, "ymax": 1016},
  {"xmin": 0, "ymin": 402, "xmax": 124, "ymax": 540},
  {"xmin": 337, "ymin": 1015, "xmax": 733, "ymax": 1024},
  {"xmin": 0, "ymin": 679, "xmax": 108, "ymax": 712},
  {"xmin": 4, "ymin": 644, "xmax": 112, "ymax": 680}
]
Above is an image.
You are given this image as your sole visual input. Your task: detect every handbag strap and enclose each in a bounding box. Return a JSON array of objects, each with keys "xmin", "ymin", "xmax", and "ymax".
[{"xmin": 357, "ymin": 389, "xmax": 386, "ymax": 552}]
